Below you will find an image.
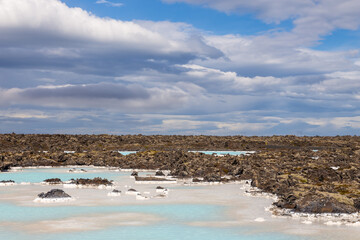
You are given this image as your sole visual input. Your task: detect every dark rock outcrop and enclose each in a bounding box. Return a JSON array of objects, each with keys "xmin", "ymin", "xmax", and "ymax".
[
  {"xmin": 69, "ymin": 177, "xmax": 113, "ymax": 186},
  {"xmin": 353, "ymin": 199, "xmax": 360, "ymax": 210},
  {"xmin": 0, "ymin": 180, "xmax": 15, "ymax": 183},
  {"xmin": 43, "ymin": 178, "xmax": 62, "ymax": 184},
  {"xmin": 203, "ymin": 175, "xmax": 221, "ymax": 182},
  {"xmin": 294, "ymin": 194, "xmax": 357, "ymax": 213},
  {"xmin": 135, "ymin": 176, "xmax": 174, "ymax": 182},
  {"xmin": 38, "ymin": 189, "xmax": 71, "ymax": 199},
  {"xmin": 0, "ymin": 162, "xmax": 12, "ymax": 172},
  {"xmin": 155, "ymin": 170, "xmax": 165, "ymax": 176},
  {"xmin": 69, "ymin": 168, "xmax": 87, "ymax": 172}
]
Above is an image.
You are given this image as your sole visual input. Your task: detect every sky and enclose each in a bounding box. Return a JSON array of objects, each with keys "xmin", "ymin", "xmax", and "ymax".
[{"xmin": 1, "ymin": 0, "xmax": 360, "ymax": 136}]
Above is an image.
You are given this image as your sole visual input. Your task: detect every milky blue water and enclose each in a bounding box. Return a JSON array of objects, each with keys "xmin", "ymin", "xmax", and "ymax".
[
  {"xmin": 0, "ymin": 167, "xmax": 315, "ymax": 240},
  {"xmin": 0, "ymin": 168, "xmax": 128, "ymax": 183},
  {"xmin": 0, "ymin": 200, "xmax": 224, "ymax": 222},
  {"xmin": 190, "ymin": 151, "xmax": 255, "ymax": 156},
  {"xmin": 0, "ymin": 200, "xmax": 309, "ymax": 240},
  {"xmin": 117, "ymin": 151, "xmax": 137, "ymax": 155},
  {"xmin": 46, "ymin": 225, "xmax": 305, "ymax": 240},
  {"xmin": 0, "ymin": 224, "xmax": 307, "ymax": 240}
]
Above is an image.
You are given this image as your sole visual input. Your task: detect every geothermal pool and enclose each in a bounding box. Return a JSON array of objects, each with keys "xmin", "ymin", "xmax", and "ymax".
[{"xmin": 0, "ymin": 167, "xmax": 359, "ymax": 240}]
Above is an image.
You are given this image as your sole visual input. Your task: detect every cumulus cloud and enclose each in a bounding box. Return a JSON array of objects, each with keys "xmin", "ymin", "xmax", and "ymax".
[
  {"xmin": 0, "ymin": 83, "xmax": 191, "ymax": 112},
  {"xmin": 164, "ymin": 0, "xmax": 360, "ymax": 74},
  {"xmin": 0, "ymin": 0, "xmax": 360, "ymax": 135},
  {"xmin": 0, "ymin": 0, "xmax": 222, "ymax": 76},
  {"xmin": 197, "ymin": 33, "xmax": 360, "ymax": 79}
]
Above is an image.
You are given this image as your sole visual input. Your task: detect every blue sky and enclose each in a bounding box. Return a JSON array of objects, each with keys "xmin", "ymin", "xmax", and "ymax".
[
  {"xmin": 0, "ymin": 0, "xmax": 360, "ymax": 135},
  {"xmin": 62, "ymin": 0, "xmax": 294, "ymax": 36}
]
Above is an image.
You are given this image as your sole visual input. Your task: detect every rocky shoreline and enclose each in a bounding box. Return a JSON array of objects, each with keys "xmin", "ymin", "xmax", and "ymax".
[{"xmin": 1, "ymin": 134, "xmax": 360, "ymax": 214}]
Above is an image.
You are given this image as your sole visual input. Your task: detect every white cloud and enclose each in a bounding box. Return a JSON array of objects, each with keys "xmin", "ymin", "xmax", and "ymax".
[
  {"xmin": 0, "ymin": 0, "xmax": 360, "ymax": 135},
  {"xmin": 0, "ymin": 0, "xmax": 221, "ymax": 62},
  {"xmin": 198, "ymin": 34, "xmax": 359, "ymax": 78},
  {"xmin": 96, "ymin": 0, "xmax": 123, "ymax": 7},
  {"xmin": 0, "ymin": 83, "xmax": 192, "ymax": 112},
  {"xmin": 180, "ymin": 64, "xmax": 284, "ymax": 92},
  {"xmin": 164, "ymin": 0, "xmax": 360, "ymax": 36},
  {"xmin": 163, "ymin": 0, "xmax": 313, "ymax": 23},
  {"xmin": 272, "ymin": 116, "xmax": 360, "ymax": 129},
  {"xmin": 0, "ymin": 0, "xmax": 160, "ymax": 49},
  {"xmin": 0, "ymin": 109, "xmax": 50, "ymax": 119},
  {"xmin": 147, "ymin": 119, "xmax": 276, "ymax": 134}
]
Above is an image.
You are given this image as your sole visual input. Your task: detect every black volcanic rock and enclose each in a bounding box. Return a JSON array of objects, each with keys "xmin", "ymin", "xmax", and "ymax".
[
  {"xmin": 38, "ymin": 189, "xmax": 71, "ymax": 199},
  {"xmin": 43, "ymin": 178, "xmax": 62, "ymax": 184},
  {"xmin": 353, "ymin": 199, "xmax": 360, "ymax": 210},
  {"xmin": 0, "ymin": 180, "xmax": 15, "ymax": 183},
  {"xmin": 70, "ymin": 177, "xmax": 113, "ymax": 186},
  {"xmin": 203, "ymin": 175, "xmax": 221, "ymax": 182},
  {"xmin": 135, "ymin": 176, "xmax": 173, "ymax": 182},
  {"xmin": 274, "ymin": 194, "xmax": 298, "ymax": 209},
  {"xmin": 0, "ymin": 162, "xmax": 12, "ymax": 172},
  {"xmin": 155, "ymin": 170, "xmax": 165, "ymax": 176},
  {"xmin": 294, "ymin": 194, "xmax": 357, "ymax": 214}
]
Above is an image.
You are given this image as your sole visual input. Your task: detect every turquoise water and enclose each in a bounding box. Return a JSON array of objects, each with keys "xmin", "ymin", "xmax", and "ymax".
[
  {"xmin": 0, "ymin": 202, "xmax": 224, "ymax": 222},
  {"xmin": 117, "ymin": 151, "xmax": 137, "ymax": 155},
  {"xmin": 46, "ymin": 225, "xmax": 306, "ymax": 240},
  {"xmin": 190, "ymin": 151, "xmax": 255, "ymax": 156},
  {"xmin": 0, "ymin": 167, "xmax": 315, "ymax": 240},
  {"xmin": 0, "ymin": 224, "xmax": 307, "ymax": 240},
  {"xmin": 0, "ymin": 168, "xmax": 128, "ymax": 183},
  {"xmin": 0, "ymin": 201, "xmax": 309, "ymax": 240}
]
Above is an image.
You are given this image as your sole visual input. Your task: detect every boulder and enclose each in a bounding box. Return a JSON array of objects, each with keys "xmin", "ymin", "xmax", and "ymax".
[
  {"xmin": 107, "ymin": 189, "xmax": 121, "ymax": 197},
  {"xmin": 0, "ymin": 180, "xmax": 15, "ymax": 183},
  {"xmin": 203, "ymin": 175, "xmax": 221, "ymax": 182},
  {"xmin": 155, "ymin": 170, "xmax": 165, "ymax": 176},
  {"xmin": 295, "ymin": 194, "xmax": 357, "ymax": 213},
  {"xmin": 43, "ymin": 178, "xmax": 62, "ymax": 184},
  {"xmin": 353, "ymin": 198, "xmax": 360, "ymax": 210},
  {"xmin": 0, "ymin": 162, "xmax": 12, "ymax": 172},
  {"xmin": 274, "ymin": 194, "xmax": 298, "ymax": 209},
  {"xmin": 70, "ymin": 177, "xmax": 113, "ymax": 186},
  {"xmin": 38, "ymin": 189, "xmax": 71, "ymax": 199}
]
